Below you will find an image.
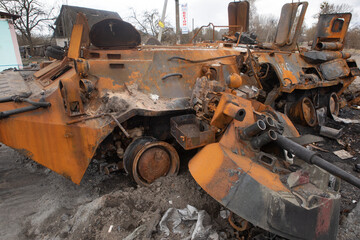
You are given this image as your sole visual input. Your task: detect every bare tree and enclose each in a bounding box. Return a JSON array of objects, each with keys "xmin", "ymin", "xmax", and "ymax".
[
  {"xmin": 128, "ymin": 8, "xmax": 150, "ymax": 35},
  {"xmin": 302, "ymin": 24, "xmax": 317, "ymax": 43},
  {"xmin": 247, "ymin": 0, "xmax": 278, "ymax": 43},
  {"xmin": 128, "ymin": 8, "xmax": 175, "ymax": 44},
  {"xmin": 345, "ymin": 26, "xmax": 360, "ymax": 49},
  {"xmin": 311, "ymin": 1, "xmax": 353, "ymax": 20},
  {"xmin": 251, "ymin": 14, "xmax": 278, "ymax": 43},
  {"xmin": 248, "ymin": 0, "xmax": 257, "ymax": 24},
  {"xmin": 0, "ymin": 0, "xmax": 55, "ymax": 54},
  {"xmin": 319, "ymin": 1, "xmax": 353, "ymax": 15}
]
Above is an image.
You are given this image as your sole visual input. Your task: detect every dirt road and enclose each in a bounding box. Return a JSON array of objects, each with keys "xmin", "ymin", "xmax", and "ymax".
[
  {"xmin": 0, "ymin": 145, "xmax": 106, "ymax": 239},
  {"xmin": 0, "ymin": 145, "xmax": 229, "ymax": 239}
]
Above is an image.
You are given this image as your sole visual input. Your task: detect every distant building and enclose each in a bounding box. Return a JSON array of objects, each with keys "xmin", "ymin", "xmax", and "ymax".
[
  {"xmin": 54, "ymin": 5, "xmax": 121, "ymax": 47},
  {"xmin": 20, "ymin": 45, "xmax": 48, "ymax": 58},
  {"xmin": 0, "ymin": 12, "xmax": 22, "ymax": 71}
]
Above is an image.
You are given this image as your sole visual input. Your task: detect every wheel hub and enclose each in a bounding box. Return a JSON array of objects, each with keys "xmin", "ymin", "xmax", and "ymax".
[
  {"xmin": 137, "ymin": 147, "xmax": 171, "ymax": 183},
  {"xmin": 124, "ymin": 138, "xmax": 180, "ymax": 186}
]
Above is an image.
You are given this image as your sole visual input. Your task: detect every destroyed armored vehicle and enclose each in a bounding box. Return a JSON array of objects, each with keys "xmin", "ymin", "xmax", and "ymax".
[{"xmin": 0, "ymin": 1, "xmax": 359, "ymax": 239}]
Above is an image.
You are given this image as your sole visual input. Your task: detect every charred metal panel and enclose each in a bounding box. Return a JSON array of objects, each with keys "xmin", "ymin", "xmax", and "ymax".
[
  {"xmin": 268, "ymin": 192, "xmax": 340, "ymax": 240},
  {"xmin": 228, "ymin": 1, "xmax": 249, "ymax": 34},
  {"xmin": 301, "ymin": 51, "xmax": 351, "ymax": 63},
  {"xmin": 189, "ymin": 138, "xmax": 341, "ymax": 240},
  {"xmin": 320, "ymin": 58, "xmax": 350, "ymax": 80},
  {"xmin": 256, "ymin": 50, "xmax": 355, "ymax": 94},
  {"xmin": 274, "ymin": 2, "xmax": 308, "ymax": 51},
  {"xmin": 312, "ymin": 13, "xmax": 352, "ymax": 51},
  {"xmin": 59, "ymin": 78, "xmax": 84, "ymax": 116},
  {"xmin": 0, "ymin": 89, "xmax": 114, "ymax": 184},
  {"xmin": 85, "ymin": 47, "xmax": 240, "ymax": 98},
  {"xmin": 257, "ymin": 52, "xmax": 307, "ymax": 89},
  {"xmin": 189, "ymin": 94, "xmax": 342, "ymax": 239},
  {"xmin": 170, "ymin": 114, "xmax": 215, "ymax": 150}
]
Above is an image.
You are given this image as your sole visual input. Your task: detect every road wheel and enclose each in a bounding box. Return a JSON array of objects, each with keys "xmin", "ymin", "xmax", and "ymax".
[
  {"xmin": 328, "ymin": 92, "xmax": 339, "ymax": 116},
  {"xmin": 288, "ymin": 97, "xmax": 317, "ymax": 127},
  {"xmin": 123, "ymin": 137, "xmax": 180, "ymax": 186}
]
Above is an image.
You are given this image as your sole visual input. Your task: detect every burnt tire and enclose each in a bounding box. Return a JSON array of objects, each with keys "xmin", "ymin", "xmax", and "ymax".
[
  {"xmin": 123, "ymin": 137, "xmax": 180, "ymax": 186},
  {"xmin": 51, "ymin": 45, "xmax": 64, "ymax": 51},
  {"xmin": 45, "ymin": 46, "xmax": 65, "ymax": 60}
]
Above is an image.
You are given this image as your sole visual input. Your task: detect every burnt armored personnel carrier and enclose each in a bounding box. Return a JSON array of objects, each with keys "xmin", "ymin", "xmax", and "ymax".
[{"xmin": 0, "ymin": 1, "xmax": 359, "ymax": 239}]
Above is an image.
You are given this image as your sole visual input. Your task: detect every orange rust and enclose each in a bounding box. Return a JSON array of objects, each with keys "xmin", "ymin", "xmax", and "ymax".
[
  {"xmin": 0, "ymin": 90, "xmax": 113, "ymax": 184},
  {"xmin": 75, "ymin": 13, "xmax": 90, "ymax": 49},
  {"xmin": 222, "ymin": 145, "xmax": 288, "ymax": 192},
  {"xmin": 0, "ymin": 5, "xmax": 353, "ymax": 238},
  {"xmin": 288, "ymin": 97, "xmax": 317, "ymax": 127},
  {"xmin": 34, "ymin": 57, "xmax": 70, "ymax": 87},
  {"xmin": 312, "ymin": 13, "xmax": 352, "ymax": 51},
  {"xmin": 190, "ymin": 93, "xmax": 293, "ymax": 202},
  {"xmin": 228, "ymin": 1, "xmax": 249, "ymax": 34},
  {"xmin": 130, "ymin": 141, "xmax": 180, "ymax": 186},
  {"xmin": 0, "ymin": 2, "xmax": 357, "ymax": 188},
  {"xmin": 227, "ymin": 73, "xmax": 243, "ymax": 88},
  {"xmin": 276, "ymin": 54, "xmax": 298, "ymax": 86},
  {"xmin": 68, "ymin": 24, "xmax": 83, "ymax": 59},
  {"xmin": 228, "ymin": 212, "xmax": 249, "ymax": 232},
  {"xmin": 189, "ymin": 141, "xmax": 290, "ymax": 202},
  {"xmin": 59, "ymin": 77, "xmax": 84, "ymax": 116},
  {"xmin": 137, "ymin": 147, "xmax": 171, "ymax": 183}
]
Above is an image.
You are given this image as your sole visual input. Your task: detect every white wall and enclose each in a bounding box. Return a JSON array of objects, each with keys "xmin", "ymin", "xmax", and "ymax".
[
  {"xmin": 0, "ymin": 19, "xmax": 22, "ymax": 71},
  {"xmin": 55, "ymin": 38, "xmax": 69, "ymax": 48}
]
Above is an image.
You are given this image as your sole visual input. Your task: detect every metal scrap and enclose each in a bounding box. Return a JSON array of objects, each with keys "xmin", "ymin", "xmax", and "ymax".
[
  {"xmin": 332, "ymin": 114, "xmax": 360, "ymax": 124},
  {"xmin": 333, "ymin": 150, "xmax": 354, "ymax": 160},
  {"xmin": 319, "ymin": 126, "xmax": 343, "ymax": 139},
  {"xmin": 159, "ymin": 205, "xmax": 218, "ymax": 240}
]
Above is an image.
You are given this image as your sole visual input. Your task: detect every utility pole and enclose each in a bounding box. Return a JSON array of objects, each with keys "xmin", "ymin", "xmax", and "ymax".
[
  {"xmin": 157, "ymin": 0, "xmax": 168, "ymax": 42},
  {"xmin": 192, "ymin": 18, "xmax": 194, "ymax": 39},
  {"xmin": 175, "ymin": 0, "xmax": 180, "ymax": 44}
]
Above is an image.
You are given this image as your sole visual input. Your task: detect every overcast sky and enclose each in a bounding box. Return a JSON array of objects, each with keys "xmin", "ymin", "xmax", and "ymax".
[{"xmin": 57, "ymin": 0, "xmax": 360, "ymax": 29}]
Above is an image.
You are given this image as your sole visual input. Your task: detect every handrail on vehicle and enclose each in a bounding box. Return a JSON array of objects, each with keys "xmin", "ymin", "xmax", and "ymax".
[{"xmin": 189, "ymin": 23, "xmax": 244, "ymax": 43}]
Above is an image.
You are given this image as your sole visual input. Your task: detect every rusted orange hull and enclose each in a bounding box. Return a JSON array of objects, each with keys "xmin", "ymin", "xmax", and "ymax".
[{"xmin": 189, "ymin": 94, "xmax": 341, "ymax": 239}]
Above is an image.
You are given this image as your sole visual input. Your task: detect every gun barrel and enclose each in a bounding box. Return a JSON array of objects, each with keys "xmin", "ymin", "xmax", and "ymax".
[{"xmin": 276, "ymin": 134, "xmax": 360, "ymax": 189}]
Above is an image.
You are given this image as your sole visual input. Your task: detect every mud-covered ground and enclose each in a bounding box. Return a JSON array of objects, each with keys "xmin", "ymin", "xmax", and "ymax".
[{"xmin": 0, "ymin": 146, "xmax": 265, "ymax": 240}]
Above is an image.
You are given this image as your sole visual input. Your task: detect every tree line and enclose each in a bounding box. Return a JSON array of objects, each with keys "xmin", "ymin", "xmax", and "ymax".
[{"xmin": 0, "ymin": 0, "xmax": 359, "ymax": 52}]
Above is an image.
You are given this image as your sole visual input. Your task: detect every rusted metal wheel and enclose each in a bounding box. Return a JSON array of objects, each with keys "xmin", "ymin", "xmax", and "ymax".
[
  {"xmin": 289, "ymin": 97, "xmax": 317, "ymax": 127},
  {"xmin": 328, "ymin": 92, "xmax": 339, "ymax": 116},
  {"xmin": 123, "ymin": 137, "xmax": 180, "ymax": 186}
]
